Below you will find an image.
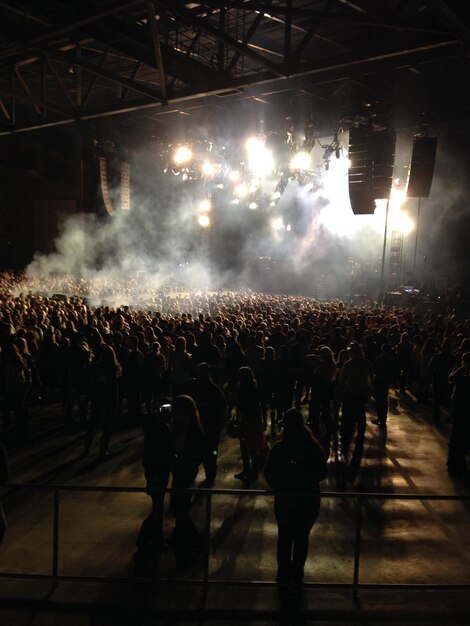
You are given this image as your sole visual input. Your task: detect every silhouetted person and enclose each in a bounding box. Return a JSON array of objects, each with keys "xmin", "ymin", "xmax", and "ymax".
[
  {"xmin": 64, "ymin": 336, "xmax": 91, "ymax": 428},
  {"xmin": 168, "ymin": 395, "xmax": 205, "ymax": 557},
  {"xmin": 259, "ymin": 346, "xmax": 280, "ymax": 434},
  {"xmin": 1, "ymin": 343, "xmax": 29, "ymax": 440},
  {"xmin": 396, "ymin": 332, "xmax": 413, "ymax": 393},
  {"xmin": 0, "ymin": 442, "xmax": 9, "ymax": 544},
  {"xmin": 143, "ymin": 341, "xmax": 166, "ymax": 415},
  {"xmin": 308, "ymin": 345, "xmax": 337, "ymax": 453},
  {"xmin": 447, "ymin": 352, "xmax": 470, "ymax": 478},
  {"xmin": 337, "ymin": 341, "xmax": 373, "ymax": 473},
  {"xmin": 84, "ymin": 344, "xmax": 121, "ymax": 458},
  {"xmin": 264, "ymin": 408, "xmax": 327, "ymax": 585},
  {"xmin": 184, "ymin": 362, "xmax": 227, "ymax": 487},
  {"xmin": 169, "ymin": 336, "xmax": 191, "ymax": 398},
  {"xmin": 124, "ymin": 335, "xmax": 144, "ymax": 420},
  {"xmin": 429, "ymin": 339, "xmax": 453, "ymax": 426},
  {"xmin": 372, "ymin": 343, "xmax": 398, "ymax": 428},
  {"xmin": 234, "ymin": 366, "xmax": 267, "ymax": 485},
  {"xmin": 137, "ymin": 402, "xmax": 173, "ymax": 554}
]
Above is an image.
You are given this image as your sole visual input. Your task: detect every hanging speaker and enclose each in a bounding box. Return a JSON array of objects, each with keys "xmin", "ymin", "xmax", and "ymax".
[
  {"xmin": 407, "ymin": 136, "xmax": 437, "ymax": 198},
  {"xmin": 348, "ymin": 126, "xmax": 396, "ymax": 214}
]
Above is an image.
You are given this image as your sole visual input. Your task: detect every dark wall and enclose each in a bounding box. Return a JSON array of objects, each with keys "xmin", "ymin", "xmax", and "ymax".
[{"xmin": 0, "ymin": 125, "xmax": 82, "ymax": 269}]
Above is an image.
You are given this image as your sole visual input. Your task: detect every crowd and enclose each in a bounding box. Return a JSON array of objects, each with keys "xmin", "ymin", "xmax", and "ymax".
[{"xmin": 1, "ymin": 272, "xmax": 469, "ymax": 582}]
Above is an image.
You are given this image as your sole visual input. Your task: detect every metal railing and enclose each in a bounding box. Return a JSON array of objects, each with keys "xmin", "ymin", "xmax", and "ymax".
[{"xmin": 1, "ymin": 483, "xmax": 470, "ymax": 600}]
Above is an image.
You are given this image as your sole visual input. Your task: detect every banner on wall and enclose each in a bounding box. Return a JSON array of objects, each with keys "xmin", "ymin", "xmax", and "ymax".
[{"xmin": 121, "ymin": 162, "xmax": 130, "ymax": 210}]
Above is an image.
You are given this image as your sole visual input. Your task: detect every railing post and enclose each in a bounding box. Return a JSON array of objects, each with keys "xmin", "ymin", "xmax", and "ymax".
[
  {"xmin": 353, "ymin": 495, "xmax": 363, "ymax": 601},
  {"xmin": 52, "ymin": 487, "xmax": 59, "ymax": 585},
  {"xmin": 202, "ymin": 492, "xmax": 212, "ymax": 586}
]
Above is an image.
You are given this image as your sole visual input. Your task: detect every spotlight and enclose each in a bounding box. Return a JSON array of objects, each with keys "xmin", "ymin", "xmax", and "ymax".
[
  {"xmin": 245, "ymin": 136, "xmax": 274, "ymax": 177},
  {"xmin": 199, "ymin": 199, "xmax": 211, "ymax": 212},
  {"xmin": 197, "ymin": 214, "xmax": 211, "ymax": 228},
  {"xmin": 201, "ymin": 161, "xmax": 215, "ymax": 177},
  {"xmin": 234, "ymin": 183, "xmax": 249, "ymax": 199},
  {"xmin": 271, "ymin": 217, "xmax": 284, "ymax": 232},
  {"xmin": 290, "ymin": 151, "xmax": 311, "ymax": 171},
  {"xmin": 248, "ymin": 202, "xmax": 258, "ymax": 210},
  {"xmin": 173, "ymin": 145, "xmax": 192, "ymax": 165},
  {"xmin": 228, "ymin": 170, "xmax": 241, "ymax": 182}
]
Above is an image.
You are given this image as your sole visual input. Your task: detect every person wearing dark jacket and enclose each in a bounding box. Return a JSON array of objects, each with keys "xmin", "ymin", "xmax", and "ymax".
[
  {"xmin": 264, "ymin": 408, "xmax": 328, "ymax": 585},
  {"xmin": 84, "ymin": 345, "xmax": 121, "ymax": 458},
  {"xmin": 136, "ymin": 404, "xmax": 173, "ymax": 553},
  {"xmin": 184, "ymin": 362, "xmax": 227, "ymax": 487},
  {"xmin": 372, "ymin": 343, "xmax": 398, "ymax": 427},
  {"xmin": 447, "ymin": 352, "xmax": 470, "ymax": 477},
  {"xmin": 168, "ymin": 395, "xmax": 205, "ymax": 556},
  {"xmin": 0, "ymin": 442, "xmax": 9, "ymax": 543}
]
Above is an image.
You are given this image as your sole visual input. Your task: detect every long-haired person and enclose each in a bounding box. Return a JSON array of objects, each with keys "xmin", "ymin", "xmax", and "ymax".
[
  {"xmin": 308, "ymin": 345, "xmax": 337, "ymax": 453},
  {"xmin": 264, "ymin": 409, "xmax": 327, "ymax": 585},
  {"xmin": 169, "ymin": 395, "xmax": 205, "ymax": 556},
  {"xmin": 234, "ymin": 366, "xmax": 267, "ymax": 485},
  {"xmin": 84, "ymin": 344, "xmax": 122, "ymax": 458}
]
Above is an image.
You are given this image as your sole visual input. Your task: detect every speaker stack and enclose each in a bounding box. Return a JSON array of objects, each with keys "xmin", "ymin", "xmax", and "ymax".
[
  {"xmin": 406, "ymin": 136, "xmax": 437, "ymax": 198},
  {"xmin": 348, "ymin": 127, "xmax": 396, "ymax": 214}
]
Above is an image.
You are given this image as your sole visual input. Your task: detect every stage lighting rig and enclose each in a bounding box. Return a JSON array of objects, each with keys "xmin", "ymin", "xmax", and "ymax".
[
  {"xmin": 302, "ymin": 114, "xmax": 317, "ymax": 151},
  {"xmin": 319, "ymin": 131, "xmax": 343, "ymax": 171}
]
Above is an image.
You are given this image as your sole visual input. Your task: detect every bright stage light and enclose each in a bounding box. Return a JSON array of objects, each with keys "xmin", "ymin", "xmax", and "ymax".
[
  {"xmin": 199, "ymin": 199, "xmax": 211, "ymax": 212},
  {"xmin": 228, "ymin": 170, "xmax": 240, "ymax": 182},
  {"xmin": 234, "ymin": 183, "xmax": 249, "ymax": 199},
  {"xmin": 197, "ymin": 214, "xmax": 211, "ymax": 228},
  {"xmin": 390, "ymin": 209, "xmax": 414, "ymax": 236},
  {"xmin": 173, "ymin": 145, "xmax": 192, "ymax": 165},
  {"xmin": 249, "ymin": 202, "xmax": 258, "ymax": 210},
  {"xmin": 271, "ymin": 217, "xmax": 284, "ymax": 232},
  {"xmin": 389, "ymin": 186, "xmax": 407, "ymax": 212},
  {"xmin": 245, "ymin": 136, "xmax": 263, "ymax": 152},
  {"xmin": 245, "ymin": 136, "xmax": 274, "ymax": 177},
  {"xmin": 201, "ymin": 161, "xmax": 215, "ymax": 177},
  {"xmin": 290, "ymin": 151, "xmax": 311, "ymax": 170},
  {"xmin": 286, "ymin": 224, "xmax": 291, "ymax": 232}
]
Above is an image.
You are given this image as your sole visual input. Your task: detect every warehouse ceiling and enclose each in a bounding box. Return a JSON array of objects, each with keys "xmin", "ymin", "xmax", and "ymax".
[{"xmin": 0, "ymin": 0, "xmax": 469, "ymax": 137}]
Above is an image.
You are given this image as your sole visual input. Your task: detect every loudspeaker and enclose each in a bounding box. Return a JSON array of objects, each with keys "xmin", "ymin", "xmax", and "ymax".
[
  {"xmin": 407, "ymin": 136, "xmax": 437, "ymax": 198},
  {"xmin": 348, "ymin": 127, "xmax": 396, "ymax": 214}
]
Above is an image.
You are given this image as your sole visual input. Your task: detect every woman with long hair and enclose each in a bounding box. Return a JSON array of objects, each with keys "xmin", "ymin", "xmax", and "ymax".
[
  {"xmin": 264, "ymin": 408, "xmax": 327, "ymax": 585},
  {"xmin": 308, "ymin": 345, "xmax": 337, "ymax": 453},
  {"xmin": 169, "ymin": 395, "xmax": 205, "ymax": 555}
]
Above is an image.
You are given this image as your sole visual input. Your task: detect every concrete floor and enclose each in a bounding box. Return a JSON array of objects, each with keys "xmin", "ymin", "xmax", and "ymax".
[{"xmin": 0, "ymin": 389, "xmax": 469, "ymax": 624}]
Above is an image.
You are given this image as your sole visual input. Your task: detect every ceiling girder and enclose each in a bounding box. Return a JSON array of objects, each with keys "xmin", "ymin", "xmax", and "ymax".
[
  {"xmin": 37, "ymin": 44, "xmax": 164, "ymax": 102},
  {"xmin": 169, "ymin": 0, "xmax": 448, "ymax": 34},
  {"xmin": 156, "ymin": 0, "xmax": 287, "ymax": 76}
]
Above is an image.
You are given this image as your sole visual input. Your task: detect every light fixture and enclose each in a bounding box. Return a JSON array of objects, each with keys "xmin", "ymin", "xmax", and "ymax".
[
  {"xmin": 173, "ymin": 145, "xmax": 192, "ymax": 165},
  {"xmin": 197, "ymin": 214, "xmax": 210, "ymax": 228}
]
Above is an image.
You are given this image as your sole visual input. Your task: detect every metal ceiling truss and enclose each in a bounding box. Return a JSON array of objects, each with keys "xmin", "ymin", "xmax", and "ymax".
[{"xmin": 0, "ymin": 0, "xmax": 467, "ymax": 136}]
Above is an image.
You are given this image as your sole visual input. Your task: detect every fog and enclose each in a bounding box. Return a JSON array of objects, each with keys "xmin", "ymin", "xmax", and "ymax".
[{"xmin": 25, "ymin": 121, "xmax": 469, "ymax": 301}]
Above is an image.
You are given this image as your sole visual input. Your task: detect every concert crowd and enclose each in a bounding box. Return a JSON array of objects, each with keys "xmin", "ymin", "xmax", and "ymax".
[{"xmin": 1, "ymin": 271, "xmax": 469, "ymax": 578}]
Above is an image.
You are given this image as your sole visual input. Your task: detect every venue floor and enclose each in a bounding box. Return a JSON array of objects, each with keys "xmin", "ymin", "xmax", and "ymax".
[{"xmin": 0, "ymin": 389, "xmax": 469, "ymax": 625}]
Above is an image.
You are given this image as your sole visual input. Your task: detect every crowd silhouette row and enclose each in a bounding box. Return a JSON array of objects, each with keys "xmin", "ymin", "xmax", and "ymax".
[{"xmin": 1, "ymin": 273, "xmax": 470, "ymax": 580}]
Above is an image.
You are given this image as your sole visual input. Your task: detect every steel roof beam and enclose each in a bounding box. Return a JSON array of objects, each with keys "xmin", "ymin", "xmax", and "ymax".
[
  {"xmin": 173, "ymin": 1, "xmax": 448, "ymax": 34},
  {"xmin": 36, "ymin": 44, "xmax": 164, "ymax": 102},
  {"xmin": 156, "ymin": 0, "xmax": 286, "ymax": 76}
]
